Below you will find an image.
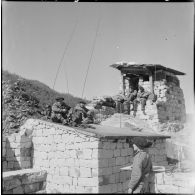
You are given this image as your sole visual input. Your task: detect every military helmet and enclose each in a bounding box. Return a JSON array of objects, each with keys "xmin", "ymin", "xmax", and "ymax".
[
  {"xmin": 79, "ymin": 100, "xmax": 86, "ymax": 104},
  {"xmin": 132, "ymin": 137, "xmax": 153, "ymax": 149},
  {"xmin": 56, "ymin": 97, "xmax": 64, "ymax": 101}
]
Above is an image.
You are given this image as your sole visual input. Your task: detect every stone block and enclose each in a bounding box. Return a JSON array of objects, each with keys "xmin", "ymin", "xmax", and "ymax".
[
  {"xmin": 7, "ymin": 161, "xmax": 14, "ymax": 169},
  {"xmin": 6, "ymin": 149, "xmax": 15, "ymax": 158},
  {"xmin": 117, "ymin": 143, "xmax": 123, "ymax": 149},
  {"xmin": 114, "ymin": 149, "xmax": 121, "ymax": 157},
  {"xmin": 100, "ymin": 149, "xmax": 114, "ymax": 159},
  {"xmin": 112, "ymin": 166, "xmax": 122, "ymax": 174},
  {"xmin": 3, "ymin": 178, "xmax": 21, "ymax": 191},
  {"xmin": 117, "ymin": 183, "xmax": 123, "ymax": 192},
  {"xmin": 92, "ymin": 149, "xmax": 98, "ymax": 159},
  {"xmin": 84, "ymin": 186, "xmax": 98, "ymax": 193},
  {"xmin": 75, "ymin": 186, "xmax": 84, "ymax": 193},
  {"xmin": 99, "ymin": 184, "xmax": 112, "ymax": 193},
  {"xmin": 79, "ymin": 159, "xmax": 98, "ymax": 168},
  {"xmin": 22, "ymin": 171, "xmax": 47, "ymax": 184},
  {"xmin": 88, "ymin": 141, "xmax": 99, "ymax": 149},
  {"xmin": 24, "ymin": 183, "xmax": 39, "ymax": 193},
  {"xmin": 99, "ymin": 159, "xmax": 109, "ymax": 168},
  {"xmin": 99, "ymin": 167, "xmax": 112, "ymax": 176},
  {"xmin": 53, "ymin": 175, "xmax": 73, "ymax": 185},
  {"xmin": 80, "ymin": 167, "xmax": 92, "ymax": 178},
  {"xmin": 14, "ymin": 149, "xmax": 21, "ymax": 157},
  {"xmin": 12, "ymin": 186, "xmax": 24, "ymax": 194},
  {"xmin": 64, "ymin": 158, "xmax": 75, "ymax": 167},
  {"xmin": 69, "ymin": 167, "xmax": 80, "ymax": 177},
  {"xmin": 3, "ymin": 161, "xmax": 7, "ymax": 170},
  {"xmin": 108, "ymin": 158, "xmax": 116, "ymax": 167},
  {"xmin": 59, "ymin": 167, "xmax": 69, "ymax": 176},
  {"xmin": 53, "ymin": 135, "xmax": 62, "ymax": 143},
  {"xmin": 127, "ymin": 148, "xmax": 133, "ymax": 156},
  {"xmin": 119, "ymin": 172, "xmax": 126, "ymax": 183},
  {"xmin": 123, "ymin": 143, "xmax": 129, "ymax": 149},
  {"xmin": 78, "ymin": 177, "xmax": 98, "ymax": 187},
  {"xmin": 92, "ymin": 168, "xmax": 98, "ymax": 177},
  {"xmin": 121, "ymin": 149, "xmax": 128, "ymax": 156},
  {"xmin": 116, "ymin": 157, "xmax": 126, "ymax": 166},
  {"xmin": 82, "ymin": 149, "xmax": 92, "ymax": 159},
  {"xmin": 102, "ymin": 142, "xmax": 111, "ymax": 149}
]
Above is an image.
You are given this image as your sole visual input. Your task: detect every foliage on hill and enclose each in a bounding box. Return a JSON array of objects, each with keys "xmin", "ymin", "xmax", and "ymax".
[
  {"xmin": 2, "ymin": 70, "xmax": 89, "ymax": 135},
  {"xmin": 2, "ymin": 70, "xmax": 87, "ymax": 107}
]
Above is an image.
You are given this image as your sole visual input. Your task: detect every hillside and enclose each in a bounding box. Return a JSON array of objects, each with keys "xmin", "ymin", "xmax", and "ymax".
[{"xmin": 2, "ymin": 70, "xmax": 88, "ymax": 135}]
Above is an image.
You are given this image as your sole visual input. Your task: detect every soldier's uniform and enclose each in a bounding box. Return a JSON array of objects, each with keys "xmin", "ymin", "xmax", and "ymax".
[
  {"xmin": 51, "ymin": 97, "xmax": 70, "ymax": 125},
  {"xmin": 69, "ymin": 101, "xmax": 93, "ymax": 127},
  {"xmin": 136, "ymin": 86, "xmax": 150, "ymax": 114},
  {"xmin": 128, "ymin": 137, "xmax": 153, "ymax": 194},
  {"xmin": 124, "ymin": 89, "xmax": 138, "ymax": 115},
  {"xmin": 113, "ymin": 92, "xmax": 126, "ymax": 113}
]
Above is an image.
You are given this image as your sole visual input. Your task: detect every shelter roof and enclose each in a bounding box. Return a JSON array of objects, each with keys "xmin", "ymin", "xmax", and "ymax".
[
  {"xmin": 110, "ymin": 62, "xmax": 185, "ymax": 76},
  {"xmin": 76, "ymin": 124, "xmax": 171, "ymax": 139}
]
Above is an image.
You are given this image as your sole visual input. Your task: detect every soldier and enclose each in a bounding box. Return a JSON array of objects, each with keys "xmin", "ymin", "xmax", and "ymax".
[
  {"xmin": 124, "ymin": 89, "xmax": 138, "ymax": 115},
  {"xmin": 128, "ymin": 137, "xmax": 153, "ymax": 194},
  {"xmin": 113, "ymin": 91, "xmax": 126, "ymax": 113},
  {"xmin": 136, "ymin": 86, "xmax": 150, "ymax": 115},
  {"xmin": 69, "ymin": 101, "xmax": 93, "ymax": 127},
  {"xmin": 51, "ymin": 97, "xmax": 70, "ymax": 125}
]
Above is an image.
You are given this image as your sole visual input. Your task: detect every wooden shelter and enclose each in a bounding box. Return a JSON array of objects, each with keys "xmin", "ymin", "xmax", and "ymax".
[{"xmin": 110, "ymin": 62, "xmax": 185, "ymax": 95}]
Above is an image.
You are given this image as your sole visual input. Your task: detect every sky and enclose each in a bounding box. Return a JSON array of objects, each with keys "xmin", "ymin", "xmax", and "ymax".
[{"xmin": 2, "ymin": 2, "xmax": 194, "ymax": 113}]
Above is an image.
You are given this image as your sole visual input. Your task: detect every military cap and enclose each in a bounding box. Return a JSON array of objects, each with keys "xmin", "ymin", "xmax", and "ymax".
[
  {"xmin": 56, "ymin": 97, "xmax": 64, "ymax": 101},
  {"xmin": 138, "ymin": 85, "xmax": 144, "ymax": 91},
  {"xmin": 79, "ymin": 100, "xmax": 86, "ymax": 104},
  {"xmin": 133, "ymin": 137, "xmax": 153, "ymax": 149}
]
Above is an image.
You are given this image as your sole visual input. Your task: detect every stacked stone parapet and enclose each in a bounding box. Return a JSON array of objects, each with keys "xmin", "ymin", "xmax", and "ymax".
[{"xmin": 2, "ymin": 169, "xmax": 47, "ymax": 194}]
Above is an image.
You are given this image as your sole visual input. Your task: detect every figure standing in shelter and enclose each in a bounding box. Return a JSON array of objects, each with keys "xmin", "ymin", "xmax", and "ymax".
[
  {"xmin": 51, "ymin": 97, "xmax": 70, "ymax": 125},
  {"xmin": 128, "ymin": 137, "xmax": 153, "ymax": 194},
  {"xmin": 124, "ymin": 89, "xmax": 138, "ymax": 115},
  {"xmin": 136, "ymin": 86, "xmax": 150, "ymax": 115}
]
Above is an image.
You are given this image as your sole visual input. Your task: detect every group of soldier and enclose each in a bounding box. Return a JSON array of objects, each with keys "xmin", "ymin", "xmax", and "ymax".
[
  {"xmin": 114, "ymin": 85, "xmax": 151, "ymax": 117},
  {"xmin": 43, "ymin": 85, "xmax": 152, "ymax": 127},
  {"xmin": 43, "ymin": 97, "xmax": 94, "ymax": 127}
]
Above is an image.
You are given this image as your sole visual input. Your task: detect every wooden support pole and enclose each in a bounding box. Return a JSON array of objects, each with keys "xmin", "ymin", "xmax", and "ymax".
[
  {"xmin": 149, "ymin": 73, "xmax": 154, "ymax": 93},
  {"xmin": 122, "ymin": 73, "xmax": 125, "ymax": 95}
]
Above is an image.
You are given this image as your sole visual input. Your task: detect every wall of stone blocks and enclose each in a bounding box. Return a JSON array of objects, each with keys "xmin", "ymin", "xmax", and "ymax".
[
  {"xmin": 30, "ymin": 119, "xmax": 100, "ymax": 193},
  {"xmin": 3, "ymin": 119, "xmax": 169, "ymax": 193},
  {"xmin": 97, "ymin": 138, "xmax": 133, "ymax": 193},
  {"xmin": 2, "ymin": 169, "xmax": 47, "ymax": 194},
  {"xmin": 2, "ymin": 133, "xmax": 32, "ymax": 172}
]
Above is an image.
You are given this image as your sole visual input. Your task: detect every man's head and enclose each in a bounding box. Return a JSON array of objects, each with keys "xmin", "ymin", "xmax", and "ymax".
[
  {"xmin": 138, "ymin": 85, "xmax": 144, "ymax": 92},
  {"xmin": 79, "ymin": 100, "xmax": 86, "ymax": 108},
  {"xmin": 56, "ymin": 97, "xmax": 64, "ymax": 102},
  {"xmin": 132, "ymin": 137, "xmax": 153, "ymax": 151}
]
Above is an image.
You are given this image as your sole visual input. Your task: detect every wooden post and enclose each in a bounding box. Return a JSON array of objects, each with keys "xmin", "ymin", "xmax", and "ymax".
[
  {"xmin": 149, "ymin": 72, "xmax": 154, "ymax": 93},
  {"xmin": 122, "ymin": 73, "xmax": 125, "ymax": 95}
]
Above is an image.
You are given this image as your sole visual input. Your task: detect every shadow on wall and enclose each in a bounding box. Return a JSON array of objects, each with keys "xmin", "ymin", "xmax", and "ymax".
[
  {"xmin": 3, "ymin": 137, "xmax": 21, "ymax": 171},
  {"xmin": 3, "ymin": 133, "xmax": 33, "ymax": 172}
]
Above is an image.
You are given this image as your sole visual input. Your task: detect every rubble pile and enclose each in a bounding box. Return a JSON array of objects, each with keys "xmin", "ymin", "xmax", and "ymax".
[{"xmin": 2, "ymin": 80, "xmax": 45, "ymax": 135}]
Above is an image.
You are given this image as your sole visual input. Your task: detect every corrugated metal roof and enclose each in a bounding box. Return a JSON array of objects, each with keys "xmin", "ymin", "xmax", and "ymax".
[
  {"xmin": 110, "ymin": 63, "xmax": 185, "ymax": 76},
  {"xmin": 76, "ymin": 124, "xmax": 171, "ymax": 139}
]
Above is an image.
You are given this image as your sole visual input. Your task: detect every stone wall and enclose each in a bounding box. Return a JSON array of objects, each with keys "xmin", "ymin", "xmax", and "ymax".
[
  {"xmin": 3, "ymin": 119, "xmax": 169, "ymax": 193},
  {"xmin": 2, "ymin": 169, "xmax": 47, "ymax": 194},
  {"xmin": 135, "ymin": 78, "xmax": 186, "ymax": 131}
]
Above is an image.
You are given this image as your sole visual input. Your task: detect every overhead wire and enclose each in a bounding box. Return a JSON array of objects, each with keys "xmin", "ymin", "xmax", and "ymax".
[
  {"xmin": 81, "ymin": 5, "xmax": 102, "ymax": 98},
  {"xmin": 52, "ymin": 4, "xmax": 79, "ymax": 91}
]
